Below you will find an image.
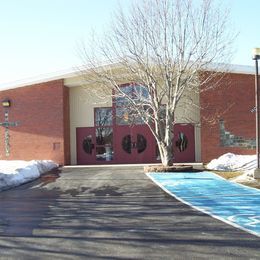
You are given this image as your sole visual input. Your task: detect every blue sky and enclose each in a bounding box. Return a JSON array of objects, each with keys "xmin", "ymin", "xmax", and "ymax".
[{"xmin": 0, "ymin": 0, "xmax": 259, "ymax": 84}]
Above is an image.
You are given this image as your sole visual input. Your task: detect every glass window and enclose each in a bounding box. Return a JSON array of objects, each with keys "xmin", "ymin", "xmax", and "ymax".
[
  {"xmin": 115, "ymin": 84, "xmax": 149, "ymax": 105},
  {"xmin": 96, "ymin": 146, "xmax": 106, "ymax": 161},
  {"xmin": 82, "ymin": 135, "xmax": 93, "ymax": 154},
  {"xmin": 175, "ymin": 132, "xmax": 188, "ymax": 152},
  {"xmin": 95, "ymin": 127, "xmax": 113, "ymax": 161},
  {"xmin": 115, "ymin": 85, "xmax": 133, "ymax": 106},
  {"xmin": 121, "ymin": 135, "xmax": 132, "ymax": 154},
  {"xmin": 115, "ymin": 84, "xmax": 149, "ymax": 125},
  {"xmin": 96, "ymin": 128, "xmax": 113, "ymax": 146},
  {"xmin": 116, "ymin": 107, "xmax": 130, "ymax": 125},
  {"xmin": 95, "ymin": 108, "xmax": 113, "ymax": 126},
  {"xmin": 96, "ymin": 146, "xmax": 113, "ymax": 161},
  {"xmin": 132, "ymin": 85, "xmax": 149, "ymax": 101},
  {"xmin": 116, "ymin": 108, "xmax": 145, "ymax": 125}
]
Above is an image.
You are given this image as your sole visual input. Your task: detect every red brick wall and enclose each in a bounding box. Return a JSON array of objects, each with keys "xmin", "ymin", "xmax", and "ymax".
[
  {"xmin": 0, "ymin": 80, "xmax": 70, "ymax": 165},
  {"xmin": 63, "ymin": 86, "xmax": 70, "ymax": 165},
  {"xmin": 200, "ymin": 72, "xmax": 256, "ymax": 162}
]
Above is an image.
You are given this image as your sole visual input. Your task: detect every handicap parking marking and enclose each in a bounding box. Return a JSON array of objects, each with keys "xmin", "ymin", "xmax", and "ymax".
[
  {"xmin": 227, "ymin": 214, "xmax": 260, "ymax": 227},
  {"xmin": 146, "ymin": 171, "xmax": 260, "ymax": 237}
]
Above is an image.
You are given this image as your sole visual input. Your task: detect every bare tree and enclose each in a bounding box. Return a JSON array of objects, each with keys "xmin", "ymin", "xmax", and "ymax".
[{"xmin": 78, "ymin": 0, "xmax": 235, "ymax": 166}]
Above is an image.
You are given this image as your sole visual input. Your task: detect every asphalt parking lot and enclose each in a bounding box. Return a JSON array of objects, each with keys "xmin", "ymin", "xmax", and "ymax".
[{"xmin": 0, "ymin": 165, "xmax": 259, "ymax": 259}]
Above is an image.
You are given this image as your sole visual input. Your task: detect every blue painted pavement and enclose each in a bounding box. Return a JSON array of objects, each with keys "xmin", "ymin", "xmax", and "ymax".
[{"xmin": 147, "ymin": 171, "xmax": 260, "ymax": 237}]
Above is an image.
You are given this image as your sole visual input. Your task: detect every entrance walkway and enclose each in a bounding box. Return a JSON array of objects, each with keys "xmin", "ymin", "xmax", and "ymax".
[
  {"xmin": 0, "ymin": 166, "xmax": 259, "ymax": 258},
  {"xmin": 147, "ymin": 171, "xmax": 260, "ymax": 237}
]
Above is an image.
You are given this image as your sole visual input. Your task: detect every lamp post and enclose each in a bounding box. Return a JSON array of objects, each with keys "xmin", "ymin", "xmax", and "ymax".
[{"xmin": 252, "ymin": 48, "xmax": 260, "ymax": 179}]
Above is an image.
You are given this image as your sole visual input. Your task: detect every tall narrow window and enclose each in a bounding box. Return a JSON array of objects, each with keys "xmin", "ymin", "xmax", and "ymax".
[{"xmin": 94, "ymin": 107, "xmax": 113, "ymax": 161}]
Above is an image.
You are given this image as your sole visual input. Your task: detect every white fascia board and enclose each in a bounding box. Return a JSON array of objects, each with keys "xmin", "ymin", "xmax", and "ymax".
[
  {"xmin": 212, "ymin": 63, "xmax": 255, "ymax": 75},
  {"xmin": 0, "ymin": 68, "xmax": 78, "ymax": 92},
  {"xmin": 0, "ymin": 63, "xmax": 255, "ymax": 92},
  {"xmin": 229, "ymin": 64, "xmax": 255, "ymax": 75}
]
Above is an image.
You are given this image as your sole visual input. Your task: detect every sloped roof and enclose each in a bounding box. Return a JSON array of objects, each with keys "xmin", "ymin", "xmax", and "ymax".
[{"xmin": 0, "ymin": 63, "xmax": 255, "ymax": 92}]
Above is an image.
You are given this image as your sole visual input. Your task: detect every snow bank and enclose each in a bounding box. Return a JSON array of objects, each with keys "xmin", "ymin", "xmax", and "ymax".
[
  {"xmin": 206, "ymin": 153, "xmax": 258, "ymax": 182},
  {"xmin": 206, "ymin": 153, "xmax": 256, "ymax": 172},
  {"xmin": 0, "ymin": 160, "xmax": 58, "ymax": 191}
]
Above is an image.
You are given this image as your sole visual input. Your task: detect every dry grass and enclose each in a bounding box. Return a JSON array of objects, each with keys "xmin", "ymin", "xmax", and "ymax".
[
  {"xmin": 213, "ymin": 171, "xmax": 242, "ymax": 179},
  {"xmin": 245, "ymin": 182, "xmax": 260, "ymax": 189},
  {"xmin": 213, "ymin": 170, "xmax": 260, "ymax": 189}
]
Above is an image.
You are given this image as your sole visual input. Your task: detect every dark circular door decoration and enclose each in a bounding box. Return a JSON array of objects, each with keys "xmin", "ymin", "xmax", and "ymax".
[
  {"xmin": 122, "ymin": 135, "xmax": 132, "ymax": 154},
  {"xmin": 176, "ymin": 132, "xmax": 188, "ymax": 152},
  {"xmin": 83, "ymin": 135, "xmax": 93, "ymax": 154},
  {"xmin": 137, "ymin": 134, "xmax": 147, "ymax": 153}
]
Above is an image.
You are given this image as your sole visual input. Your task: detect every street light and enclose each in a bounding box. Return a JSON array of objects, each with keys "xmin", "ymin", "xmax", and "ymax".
[{"xmin": 252, "ymin": 48, "xmax": 260, "ymax": 179}]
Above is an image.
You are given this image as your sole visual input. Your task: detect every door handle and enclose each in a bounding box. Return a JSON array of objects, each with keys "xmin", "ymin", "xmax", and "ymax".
[{"xmin": 131, "ymin": 142, "xmax": 136, "ymax": 149}]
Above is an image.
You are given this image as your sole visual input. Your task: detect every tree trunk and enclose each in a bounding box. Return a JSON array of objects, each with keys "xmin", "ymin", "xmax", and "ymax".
[
  {"xmin": 158, "ymin": 141, "xmax": 173, "ymax": 167},
  {"xmin": 160, "ymin": 106, "xmax": 174, "ymax": 166}
]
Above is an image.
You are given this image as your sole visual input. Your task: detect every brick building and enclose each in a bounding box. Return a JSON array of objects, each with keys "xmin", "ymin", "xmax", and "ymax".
[
  {"xmin": 200, "ymin": 65, "xmax": 256, "ymax": 162},
  {"xmin": 0, "ymin": 65, "xmax": 256, "ymax": 165}
]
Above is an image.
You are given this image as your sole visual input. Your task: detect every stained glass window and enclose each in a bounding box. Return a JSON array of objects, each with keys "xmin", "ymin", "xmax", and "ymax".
[{"xmin": 115, "ymin": 84, "xmax": 149, "ymax": 125}]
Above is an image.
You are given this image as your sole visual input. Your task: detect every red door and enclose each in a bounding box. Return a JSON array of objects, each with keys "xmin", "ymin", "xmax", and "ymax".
[
  {"xmin": 114, "ymin": 125, "xmax": 157, "ymax": 164},
  {"xmin": 77, "ymin": 126, "xmax": 114, "ymax": 165},
  {"xmin": 76, "ymin": 127, "xmax": 96, "ymax": 164},
  {"xmin": 173, "ymin": 124, "xmax": 195, "ymax": 163}
]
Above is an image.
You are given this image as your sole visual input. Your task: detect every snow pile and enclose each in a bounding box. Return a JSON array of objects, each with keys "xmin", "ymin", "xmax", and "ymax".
[
  {"xmin": 0, "ymin": 160, "xmax": 58, "ymax": 191},
  {"xmin": 206, "ymin": 153, "xmax": 256, "ymax": 172},
  {"xmin": 206, "ymin": 153, "xmax": 258, "ymax": 183}
]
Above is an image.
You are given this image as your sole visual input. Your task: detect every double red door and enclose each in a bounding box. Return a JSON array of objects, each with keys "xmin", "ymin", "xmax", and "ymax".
[
  {"xmin": 114, "ymin": 125, "xmax": 156, "ymax": 164},
  {"xmin": 76, "ymin": 124, "xmax": 195, "ymax": 165},
  {"xmin": 76, "ymin": 125, "xmax": 156, "ymax": 165}
]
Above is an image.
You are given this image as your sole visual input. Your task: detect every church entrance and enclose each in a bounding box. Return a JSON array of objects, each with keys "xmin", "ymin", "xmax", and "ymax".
[
  {"xmin": 76, "ymin": 124, "xmax": 157, "ymax": 165},
  {"xmin": 114, "ymin": 125, "xmax": 156, "ymax": 164},
  {"xmin": 76, "ymin": 84, "xmax": 195, "ymax": 165},
  {"xmin": 76, "ymin": 121, "xmax": 195, "ymax": 165}
]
